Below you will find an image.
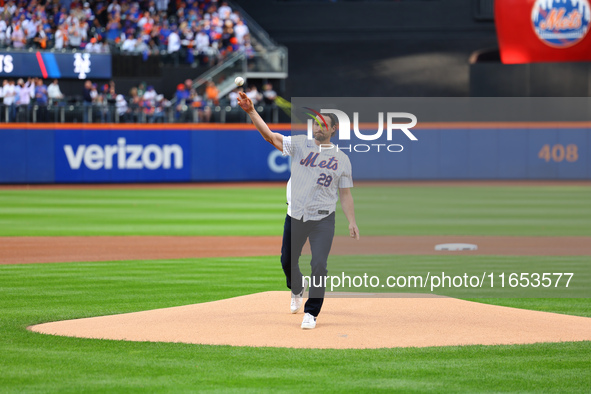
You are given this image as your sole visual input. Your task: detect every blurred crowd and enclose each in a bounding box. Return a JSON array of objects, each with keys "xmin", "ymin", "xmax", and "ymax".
[
  {"xmin": 0, "ymin": 76, "xmax": 278, "ymax": 123},
  {"xmin": 0, "ymin": 0, "xmax": 253, "ymax": 66},
  {"xmin": 0, "ymin": 77, "xmax": 52, "ymax": 121}
]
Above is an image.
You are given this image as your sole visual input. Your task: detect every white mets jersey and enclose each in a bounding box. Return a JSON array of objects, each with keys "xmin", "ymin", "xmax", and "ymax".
[{"xmin": 283, "ymin": 135, "xmax": 353, "ymax": 221}]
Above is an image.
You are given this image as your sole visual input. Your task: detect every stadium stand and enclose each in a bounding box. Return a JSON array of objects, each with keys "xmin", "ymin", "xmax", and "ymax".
[{"xmin": 0, "ymin": 0, "xmax": 287, "ymax": 123}]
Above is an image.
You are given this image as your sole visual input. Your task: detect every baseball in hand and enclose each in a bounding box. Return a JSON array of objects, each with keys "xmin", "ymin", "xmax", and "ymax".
[{"xmin": 234, "ymin": 77, "xmax": 245, "ymax": 86}]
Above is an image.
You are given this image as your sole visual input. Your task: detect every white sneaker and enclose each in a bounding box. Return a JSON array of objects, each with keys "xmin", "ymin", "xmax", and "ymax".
[
  {"xmin": 290, "ymin": 278, "xmax": 308, "ymax": 314},
  {"xmin": 301, "ymin": 312, "xmax": 317, "ymax": 329}
]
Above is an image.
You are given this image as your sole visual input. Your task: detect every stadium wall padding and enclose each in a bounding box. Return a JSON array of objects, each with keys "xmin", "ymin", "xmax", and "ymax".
[{"xmin": 0, "ymin": 124, "xmax": 589, "ymax": 183}]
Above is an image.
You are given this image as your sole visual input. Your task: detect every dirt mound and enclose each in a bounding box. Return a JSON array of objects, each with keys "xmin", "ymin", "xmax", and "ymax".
[{"xmin": 29, "ymin": 291, "xmax": 591, "ymax": 349}]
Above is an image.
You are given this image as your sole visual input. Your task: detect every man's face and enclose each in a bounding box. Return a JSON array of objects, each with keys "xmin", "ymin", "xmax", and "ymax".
[{"xmin": 312, "ymin": 117, "xmax": 336, "ymax": 142}]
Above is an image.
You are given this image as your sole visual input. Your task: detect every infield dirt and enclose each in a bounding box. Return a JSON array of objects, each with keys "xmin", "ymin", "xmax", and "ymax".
[{"xmin": 2, "ymin": 235, "xmax": 591, "ymax": 264}]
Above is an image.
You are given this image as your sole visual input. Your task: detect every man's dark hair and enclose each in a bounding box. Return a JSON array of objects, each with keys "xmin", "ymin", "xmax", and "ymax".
[
  {"xmin": 324, "ymin": 113, "xmax": 338, "ymax": 137},
  {"xmin": 324, "ymin": 113, "xmax": 338, "ymax": 127}
]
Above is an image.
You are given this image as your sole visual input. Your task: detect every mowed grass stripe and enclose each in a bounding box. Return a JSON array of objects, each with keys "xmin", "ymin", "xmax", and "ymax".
[
  {"xmin": 2, "ymin": 184, "xmax": 590, "ymax": 236},
  {"xmin": 0, "ymin": 187, "xmax": 286, "ymax": 236},
  {"xmin": 342, "ymin": 185, "xmax": 591, "ymax": 236}
]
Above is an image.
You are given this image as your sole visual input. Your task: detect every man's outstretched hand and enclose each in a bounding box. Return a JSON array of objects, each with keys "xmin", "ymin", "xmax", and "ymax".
[
  {"xmin": 349, "ymin": 223, "xmax": 360, "ymax": 240},
  {"xmin": 237, "ymin": 91, "xmax": 254, "ymax": 113}
]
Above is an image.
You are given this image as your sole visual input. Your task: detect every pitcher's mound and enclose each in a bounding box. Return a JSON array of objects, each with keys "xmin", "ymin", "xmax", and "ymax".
[{"xmin": 29, "ymin": 292, "xmax": 591, "ymax": 349}]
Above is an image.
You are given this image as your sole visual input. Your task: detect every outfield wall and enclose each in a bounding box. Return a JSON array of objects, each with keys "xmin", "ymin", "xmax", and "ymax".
[{"xmin": 0, "ymin": 123, "xmax": 589, "ymax": 183}]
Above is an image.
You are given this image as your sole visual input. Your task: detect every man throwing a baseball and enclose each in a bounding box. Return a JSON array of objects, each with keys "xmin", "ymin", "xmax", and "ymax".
[{"xmin": 238, "ymin": 92, "xmax": 359, "ymax": 329}]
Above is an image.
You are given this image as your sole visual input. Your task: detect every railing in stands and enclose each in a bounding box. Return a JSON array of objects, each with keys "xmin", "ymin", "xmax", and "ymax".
[{"xmin": 0, "ymin": 102, "xmax": 280, "ymax": 124}]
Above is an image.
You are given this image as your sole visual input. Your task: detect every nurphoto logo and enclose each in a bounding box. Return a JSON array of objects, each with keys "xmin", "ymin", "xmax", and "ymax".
[{"xmin": 304, "ymin": 107, "xmax": 417, "ymax": 153}]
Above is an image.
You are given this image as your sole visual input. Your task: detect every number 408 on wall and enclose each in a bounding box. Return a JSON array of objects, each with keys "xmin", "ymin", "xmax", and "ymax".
[{"xmin": 538, "ymin": 144, "xmax": 578, "ymax": 163}]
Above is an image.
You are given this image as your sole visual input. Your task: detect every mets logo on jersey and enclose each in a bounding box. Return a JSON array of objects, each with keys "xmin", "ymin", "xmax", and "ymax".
[{"xmin": 531, "ymin": 0, "xmax": 591, "ymax": 48}]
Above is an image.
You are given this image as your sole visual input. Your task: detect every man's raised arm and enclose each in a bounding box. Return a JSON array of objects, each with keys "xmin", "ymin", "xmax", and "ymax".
[{"xmin": 237, "ymin": 91, "xmax": 283, "ymax": 151}]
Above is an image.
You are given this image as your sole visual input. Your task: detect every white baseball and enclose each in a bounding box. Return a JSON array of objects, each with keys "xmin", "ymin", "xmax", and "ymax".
[{"xmin": 234, "ymin": 76, "xmax": 245, "ymax": 86}]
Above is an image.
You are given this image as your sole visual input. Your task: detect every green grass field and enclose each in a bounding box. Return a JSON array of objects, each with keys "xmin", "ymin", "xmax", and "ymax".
[
  {"xmin": 0, "ymin": 184, "xmax": 590, "ymax": 392},
  {"xmin": 1, "ymin": 185, "xmax": 590, "ymax": 236}
]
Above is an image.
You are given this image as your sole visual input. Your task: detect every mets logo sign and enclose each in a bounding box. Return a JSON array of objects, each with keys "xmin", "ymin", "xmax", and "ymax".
[{"xmin": 531, "ymin": 0, "xmax": 591, "ymax": 48}]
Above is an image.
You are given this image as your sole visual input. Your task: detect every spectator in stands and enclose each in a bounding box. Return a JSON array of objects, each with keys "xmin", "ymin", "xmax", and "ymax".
[
  {"xmin": 16, "ymin": 78, "xmax": 33, "ymax": 121},
  {"xmin": 220, "ymin": 23, "xmax": 235, "ymax": 54},
  {"xmin": 85, "ymin": 37, "xmax": 99, "ymax": 52},
  {"xmin": 120, "ymin": 33, "xmax": 136, "ymax": 52},
  {"xmin": 67, "ymin": 18, "xmax": 83, "ymax": 49},
  {"xmin": 156, "ymin": 0, "xmax": 169, "ymax": 13},
  {"xmin": 195, "ymin": 27, "xmax": 209, "ymax": 63},
  {"xmin": 138, "ymin": 11, "xmax": 153, "ymax": 31},
  {"xmin": 115, "ymin": 93, "xmax": 129, "ymax": 122},
  {"xmin": 184, "ymin": 78, "xmax": 193, "ymax": 92},
  {"xmin": 11, "ymin": 23, "xmax": 26, "ymax": 48},
  {"xmin": 142, "ymin": 94, "xmax": 155, "ymax": 123},
  {"xmin": 137, "ymin": 82, "xmax": 147, "ymax": 98},
  {"xmin": 180, "ymin": 23, "xmax": 196, "ymax": 65},
  {"xmin": 54, "ymin": 25, "xmax": 67, "ymax": 49},
  {"xmin": 0, "ymin": 17, "xmax": 8, "ymax": 47},
  {"xmin": 41, "ymin": 16, "xmax": 53, "ymax": 42},
  {"xmin": 263, "ymin": 83, "xmax": 277, "ymax": 105},
  {"xmin": 175, "ymin": 82, "xmax": 189, "ymax": 121},
  {"xmin": 4, "ymin": 1, "xmax": 17, "ymax": 17},
  {"xmin": 128, "ymin": 86, "xmax": 141, "ymax": 121},
  {"xmin": 107, "ymin": 0, "xmax": 121, "ymax": 15},
  {"xmin": 152, "ymin": 94, "xmax": 167, "ymax": 123},
  {"xmin": 158, "ymin": 19, "xmax": 171, "ymax": 51},
  {"xmin": 144, "ymin": 13, "xmax": 160, "ymax": 46},
  {"xmin": 23, "ymin": 15, "xmax": 37, "ymax": 45},
  {"xmin": 167, "ymin": 25, "xmax": 181, "ymax": 65},
  {"xmin": 0, "ymin": 80, "xmax": 5, "ymax": 103},
  {"xmin": 93, "ymin": 83, "xmax": 109, "ymax": 123},
  {"xmin": 47, "ymin": 79, "xmax": 64, "ymax": 105},
  {"xmin": 94, "ymin": 2, "xmax": 108, "ymax": 29},
  {"xmin": 229, "ymin": 9, "xmax": 242, "ymax": 25},
  {"xmin": 3, "ymin": 79, "xmax": 17, "ymax": 122},
  {"xmin": 32, "ymin": 24, "xmax": 47, "ymax": 49},
  {"xmin": 192, "ymin": 89, "xmax": 212, "ymax": 123},
  {"xmin": 54, "ymin": 6, "xmax": 68, "ymax": 28},
  {"xmin": 82, "ymin": 80, "xmax": 93, "ymax": 123},
  {"xmin": 131, "ymin": 2, "xmax": 142, "ymax": 22},
  {"xmin": 246, "ymin": 85, "xmax": 262, "ymax": 106},
  {"xmin": 102, "ymin": 82, "xmax": 117, "ymax": 122},
  {"xmin": 234, "ymin": 19, "xmax": 249, "ymax": 45},
  {"xmin": 34, "ymin": 78, "xmax": 48, "ymax": 121},
  {"xmin": 82, "ymin": 2, "xmax": 94, "ymax": 23},
  {"xmin": 4, "ymin": 21, "xmax": 12, "ymax": 45},
  {"xmin": 145, "ymin": 0, "xmax": 157, "ymax": 15},
  {"xmin": 0, "ymin": 80, "xmax": 6, "ymax": 121},
  {"xmin": 244, "ymin": 41, "xmax": 257, "ymax": 70},
  {"xmin": 106, "ymin": 13, "xmax": 122, "ymax": 42},
  {"xmin": 205, "ymin": 80, "xmax": 219, "ymax": 106},
  {"xmin": 218, "ymin": 2, "xmax": 232, "ymax": 20},
  {"xmin": 143, "ymin": 85, "xmax": 157, "ymax": 107},
  {"xmin": 80, "ymin": 16, "xmax": 90, "ymax": 43},
  {"xmin": 96, "ymin": 37, "xmax": 110, "ymax": 53},
  {"xmin": 262, "ymin": 83, "xmax": 277, "ymax": 121}
]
